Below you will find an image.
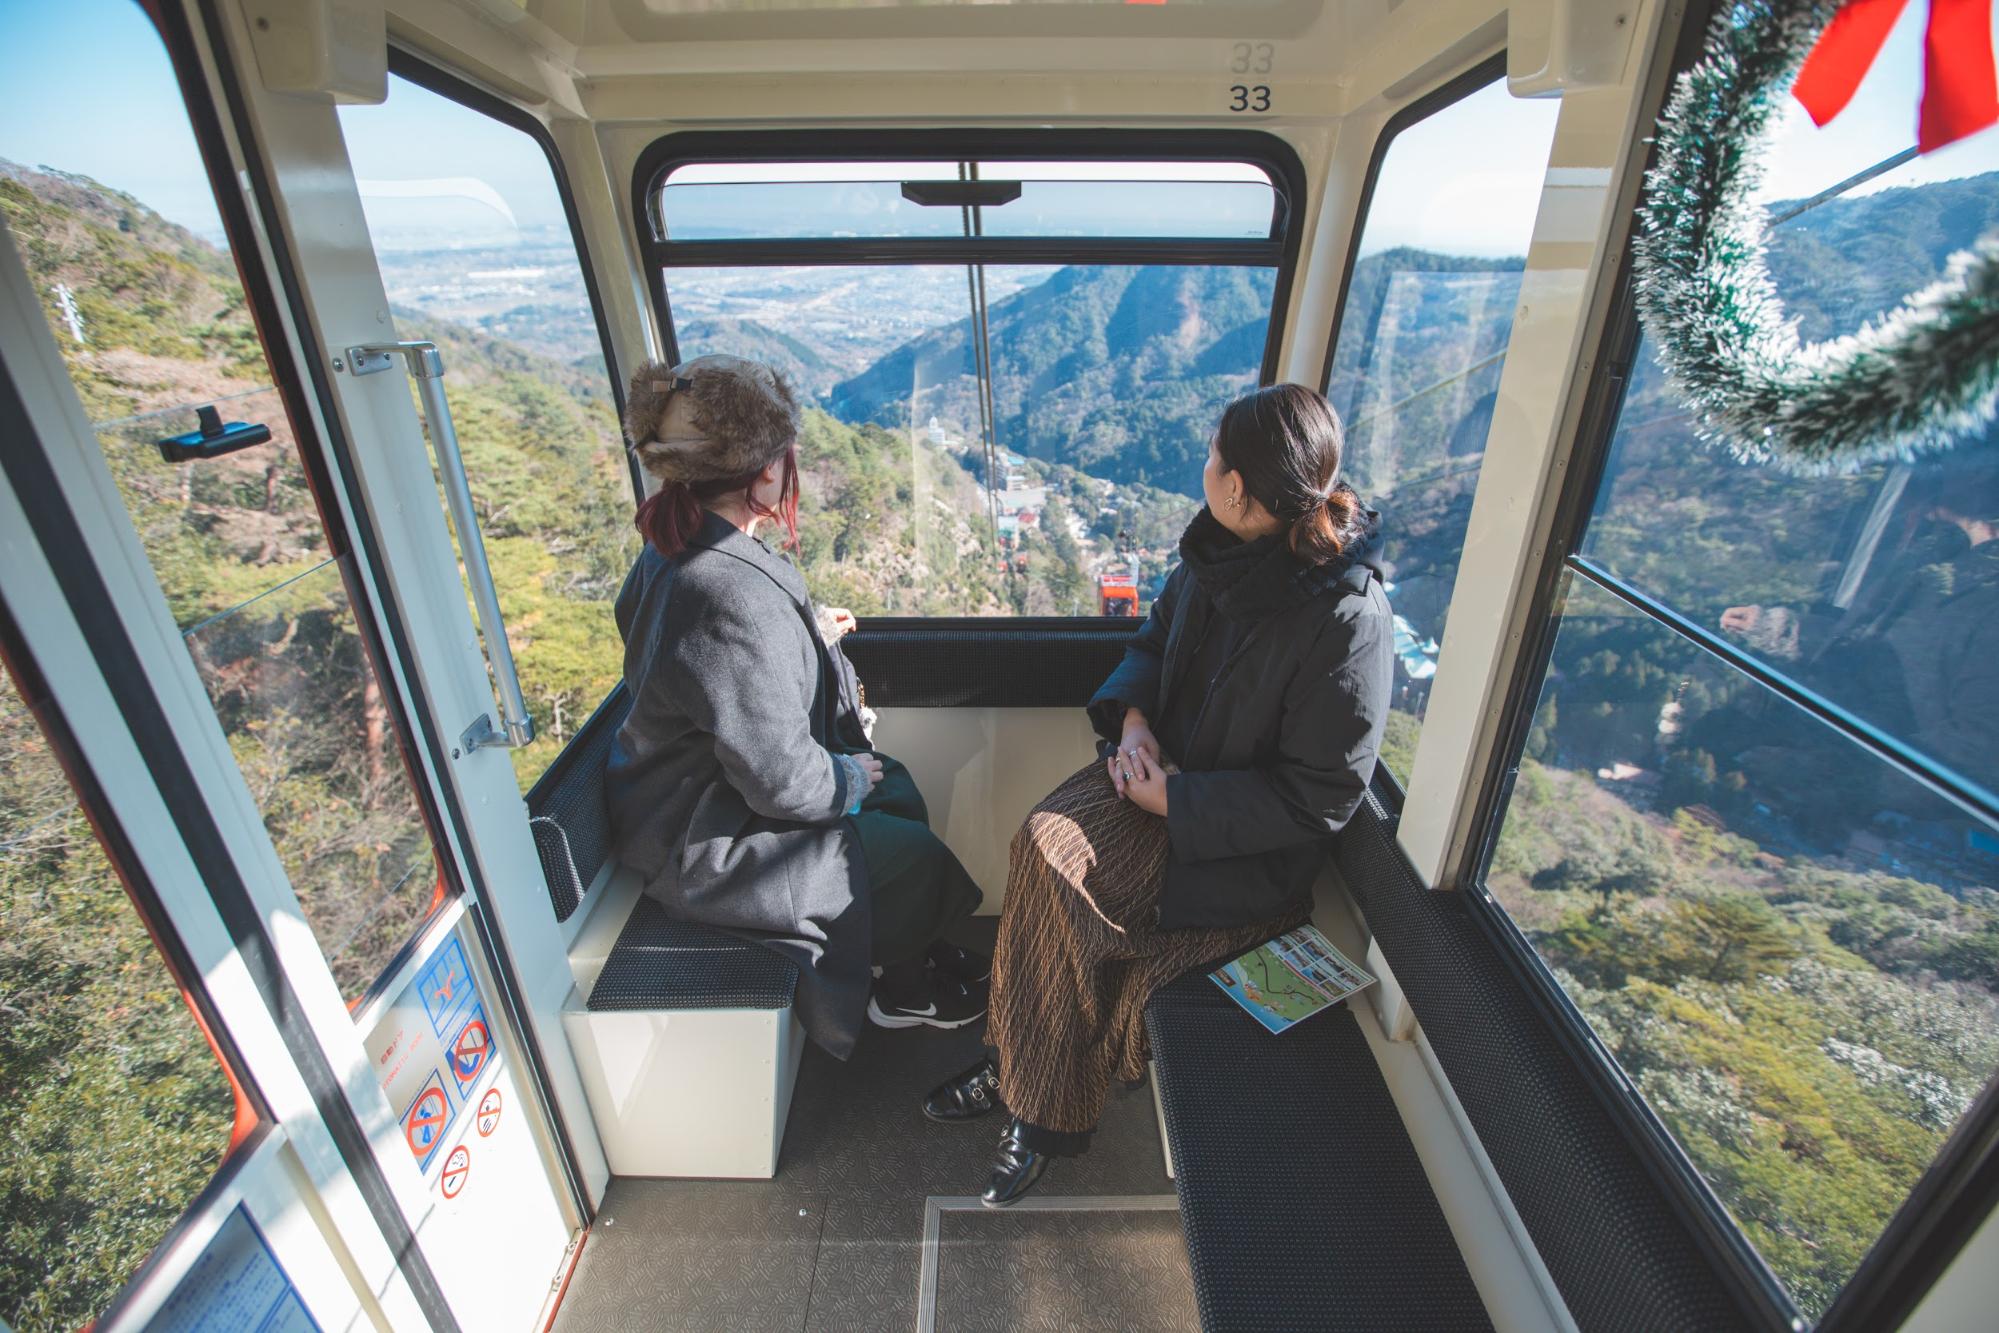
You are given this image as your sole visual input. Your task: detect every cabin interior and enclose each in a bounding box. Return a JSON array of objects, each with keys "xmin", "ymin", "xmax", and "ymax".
[{"xmin": 2, "ymin": 0, "xmax": 1999, "ymax": 1330}]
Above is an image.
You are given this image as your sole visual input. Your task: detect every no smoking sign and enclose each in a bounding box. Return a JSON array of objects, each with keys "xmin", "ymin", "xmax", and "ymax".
[
  {"xmin": 476, "ymin": 1088, "xmax": 503, "ymax": 1137},
  {"xmin": 440, "ymin": 1145, "xmax": 471, "ymax": 1200}
]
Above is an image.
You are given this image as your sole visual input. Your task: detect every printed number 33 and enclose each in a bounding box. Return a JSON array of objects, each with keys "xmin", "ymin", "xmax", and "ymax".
[{"xmin": 1229, "ymin": 85, "xmax": 1272, "ymax": 113}]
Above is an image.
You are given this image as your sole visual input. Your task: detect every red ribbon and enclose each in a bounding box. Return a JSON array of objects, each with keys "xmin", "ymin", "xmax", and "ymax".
[{"xmin": 1793, "ymin": 0, "xmax": 1999, "ymax": 152}]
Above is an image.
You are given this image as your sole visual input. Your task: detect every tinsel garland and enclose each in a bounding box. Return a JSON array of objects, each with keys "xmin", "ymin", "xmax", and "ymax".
[{"xmin": 1633, "ymin": 0, "xmax": 1999, "ymax": 473}]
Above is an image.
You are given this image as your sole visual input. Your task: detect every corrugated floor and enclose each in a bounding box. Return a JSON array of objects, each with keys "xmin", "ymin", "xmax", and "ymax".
[{"xmin": 550, "ymin": 920, "xmax": 1196, "ymax": 1332}]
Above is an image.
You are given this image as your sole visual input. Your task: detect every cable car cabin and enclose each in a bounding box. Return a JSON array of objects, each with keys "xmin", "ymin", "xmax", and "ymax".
[
  {"xmin": 1100, "ymin": 567, "xmax": 1140, "ymax": 616},
  {"xmin": 7, "ymin": 0, "xmax": 1999, "ymax": 1329}
]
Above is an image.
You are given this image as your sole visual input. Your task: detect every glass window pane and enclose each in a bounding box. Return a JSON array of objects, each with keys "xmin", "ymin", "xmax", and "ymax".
[
  {"xmin": 1580, "ymin": 93, "xmax": 1999, "ymax": 799},
  {"xmin": 664, "ymin": 177, "xmax": 968, "ymax": 241},
  {"xmin": 669, "ymin": 259, "xmax": 1274, "ymax": 615},
  {"xmin": 1325, "ymin": 78, "xmax": 1560, "ymax": 778},
  {"xmin": 977, "ymin": 263, "xmax": 1268, "ymax": 613},
  {"xmin": 659, "ymin": 160, "xmax": 1276, "ymax": 241},
  {"xmin": 0, "ymin": 7, "xmax": 253, "ymax": 1321},
  {"xmin": 982, "ymin": 161, "xmax": 1274, "ymax": 238},
  {"xmin": 1, "ymin": 668, "xmax": 242, "ymax": 1332},
  {"xmin": 1488, "ymin": 572, "xmax": 1999, "ymax": 1320},
  {"xmin": 1, "ymin": 2, "xmax": 444, "ymax": 1003},
  {"xmin": 672, "ymin": 263, "xmax": 1002, "ymax": 615},
  {"xmin": 339, "ymin": 75, "xmax": 637, "ymax": 788}
]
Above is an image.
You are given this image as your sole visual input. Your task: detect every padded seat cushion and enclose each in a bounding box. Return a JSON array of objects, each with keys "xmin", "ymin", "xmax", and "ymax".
[
  {"xmin": 587, "ymin": 897, "xmax": 798, "ymax": 1012},
  {"xmin": 1145, "ymin": 971, "xmax": 1490, "ymax": 1333}
]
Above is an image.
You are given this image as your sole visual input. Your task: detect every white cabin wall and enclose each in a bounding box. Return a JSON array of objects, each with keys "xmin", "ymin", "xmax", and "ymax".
[{"xmin": 869, "ymin": 707, "xmax": 1101, "ymax": 915}]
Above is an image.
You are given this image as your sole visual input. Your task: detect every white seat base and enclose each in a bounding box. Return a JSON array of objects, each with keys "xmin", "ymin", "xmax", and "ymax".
[{"xmin": 562, "ymin": 997, "xmax": 806, "ymax": 1179}]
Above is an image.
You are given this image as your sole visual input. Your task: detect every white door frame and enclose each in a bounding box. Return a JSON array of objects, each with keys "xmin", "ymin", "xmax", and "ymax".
[{"xmin": 166, "ymin": 0, "xmax": 613, "ymax": 1204}]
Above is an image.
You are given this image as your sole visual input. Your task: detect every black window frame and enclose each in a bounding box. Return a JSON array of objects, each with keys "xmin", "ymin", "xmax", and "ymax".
[
  {"xmin": 1451, "ymin": 14, "xmax": 1999, "ymax": 1329},
  {"xmin": 630, "ymin": 132, "xmax": 1305, "ymax": 591},
  {"xmin": 633, "ymin": 132, "xmax": 1305, "ymax": 391}
]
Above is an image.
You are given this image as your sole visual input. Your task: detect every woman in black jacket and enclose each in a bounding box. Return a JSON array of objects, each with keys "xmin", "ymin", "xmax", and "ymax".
[{"xmin": 922, "ymin": 383, "xmax": 1394, "ymax": 1205}]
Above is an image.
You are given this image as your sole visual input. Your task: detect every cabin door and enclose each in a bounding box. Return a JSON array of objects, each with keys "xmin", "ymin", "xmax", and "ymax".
[{"xmin": 0, "ymin": 3, "xmax": 586, "ymax": 1327}]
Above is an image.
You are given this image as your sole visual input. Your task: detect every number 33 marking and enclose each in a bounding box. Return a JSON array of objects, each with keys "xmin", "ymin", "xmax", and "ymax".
[
  {"xmin": 1229, "ymin": 85, "xmax": 1272, "ymax": 113},
  {"xmin": 1231, "ymin": 42, "xmax": 1274, "ymax": 74}
]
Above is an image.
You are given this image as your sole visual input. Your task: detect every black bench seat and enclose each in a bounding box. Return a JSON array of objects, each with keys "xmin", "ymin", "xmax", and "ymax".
[
  {"xmin": 1145, "ymin": 971, "xmax": 1492, "ymax": 1333},
  {"xmin": 586, "ymin": 897, "xmax": 797, "ymax": 1012},
  {"xmin": 531, "ymin": 686, "xmax": 798, "ymax": 1014}
]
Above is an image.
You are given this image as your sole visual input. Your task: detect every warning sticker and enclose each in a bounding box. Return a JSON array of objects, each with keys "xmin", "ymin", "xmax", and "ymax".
[
  {"xmin": 403, "ymin": 1071, "xmax": 454, "ymax": 1172},
  {"xmin": 440, "ymin": 1144, "xmax": 471, "ymax": 1200},
  {"xmin": 448, "ymin": 1004, "xmax": 491, "ymax": 1098},
  {"xmin": 417, "ymin": 938, "xmax": 475, "ymax": 1037},
  {"xmin": 476, "ymin": 1088, "xmax": 502, "ymax": 1138}
]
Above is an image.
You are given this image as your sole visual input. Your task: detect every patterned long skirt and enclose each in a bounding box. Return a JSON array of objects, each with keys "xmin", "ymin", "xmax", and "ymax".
[{"xmin": 987, "ymin": 761, "xmax": 1309, "ymax": 1152}]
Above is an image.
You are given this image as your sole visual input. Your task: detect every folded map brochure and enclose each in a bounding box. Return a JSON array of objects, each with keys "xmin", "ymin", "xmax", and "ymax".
[{"xmin": 1210, "ymin": 925, "xmax": 1376, "ymax": 1034}]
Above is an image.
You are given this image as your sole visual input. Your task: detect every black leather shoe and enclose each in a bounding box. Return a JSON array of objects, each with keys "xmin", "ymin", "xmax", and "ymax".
[
  {"xmin": 923, "ymin": 1056, "xmax": 1004, "ymax": 1123},
  {"xmin": 981, "ymin": 1119, "xmax": 1051, "ymax": 1208}
]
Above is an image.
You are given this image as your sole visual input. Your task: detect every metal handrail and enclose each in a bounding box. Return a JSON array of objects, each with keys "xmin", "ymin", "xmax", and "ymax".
[{"xmin": 345, "ymin": 340, "xmax": 536, "ymax": 752}]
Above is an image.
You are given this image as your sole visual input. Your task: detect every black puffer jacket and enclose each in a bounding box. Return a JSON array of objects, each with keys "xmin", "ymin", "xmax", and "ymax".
[{"xmin": 1088, "ymin": 502, "xmax": 1394, "ymax": 931}]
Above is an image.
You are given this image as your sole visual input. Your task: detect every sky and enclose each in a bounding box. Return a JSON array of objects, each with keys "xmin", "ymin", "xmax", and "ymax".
[
  {"xmin": 1360, "ymin": 2, "xmax": 1999, "ymax": 256},
  {"xmin": 3, "ymin": 0, "xmax": 1998, "ymax": 255}
]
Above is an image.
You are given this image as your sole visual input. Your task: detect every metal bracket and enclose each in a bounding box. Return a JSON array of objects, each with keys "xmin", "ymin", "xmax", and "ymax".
[
  {"xmin": 345, "ymin": 341, "xmax": 445, "ymax": 379},
  {"xmin": 461, "ymin": 713, "xmax": 501, "ymax": 753},
  {"xmin": 461, "ymin": 712, "xmax": 535, "ymax": 754},
  {"xmin": 344, "ymin": 344, "xmax": 400, "ymax": 377}
]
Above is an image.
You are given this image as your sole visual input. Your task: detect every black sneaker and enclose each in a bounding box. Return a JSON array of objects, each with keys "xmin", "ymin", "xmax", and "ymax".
[
  {"xmin": 927, "ymin": 938, "xmax": 992, "ymax": 983},
  {"xmin": 868, "ymin": 973, "xmax": 988, "ymax": 1030}
]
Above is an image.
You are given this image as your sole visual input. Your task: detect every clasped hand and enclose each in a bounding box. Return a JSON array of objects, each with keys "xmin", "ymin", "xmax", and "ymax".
[{"xmin": 1108, "ymin": 709, "xmax": 1168, "ymax": 817}]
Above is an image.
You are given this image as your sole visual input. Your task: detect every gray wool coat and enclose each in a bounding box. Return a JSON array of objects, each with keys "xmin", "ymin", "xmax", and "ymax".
[{"xmin": 606, "ymin": 511, "xmax": 874, "ymax": 1059}]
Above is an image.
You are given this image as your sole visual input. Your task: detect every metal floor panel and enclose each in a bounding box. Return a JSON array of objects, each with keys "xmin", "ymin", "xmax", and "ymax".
[
  {"xmin": 926, "ymin": 1196, "xmax": 1195, "ymax": 1333},
  {"xmin": 551, "ymin": 919, "xmax": 1185, "ymax": 1332}
]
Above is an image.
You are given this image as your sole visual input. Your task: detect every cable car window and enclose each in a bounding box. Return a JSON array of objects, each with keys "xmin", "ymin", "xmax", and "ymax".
[
  {"xmin": 662, "ymin": 161, "xmax": 968, "ymax": 240},
  {"xmin": 0, "ymin": 664, "xmax": 247, "ymax": 1332},
  {"xmin": 660, "ymin": 160, "xmax": 1279, "ymax": 242},
  {"xmin": 1, "ymin": 5, "xmax": 445, "ymax": 1002},
  {"xmin": 976, "ymin": 162, "xmax": 1275, "ymax": 240},
  {"xmin": 1482, "ymin": 11, "xmax": 1999, "ymax": 1318},
  {"xmin": 338, "ymin": 68, "xmax": 634, "ymax": 787},
  {"xmin": 1, "ymin": 4, "xmax": 266, "ymax": 1324},
  {"xmin": 645, "ymin": 140, "xmax": 1298, "ymax": 617},
  {"xmin": 1323, "ymin": 75, "xmax": 1560, "ymax": 779},
  {"xmin": 1580, "ymin": 115, "xmax": 1999, "ymax": 802},
  {"xmin": 1487, "ymin": 576, "xmax": 1999, "ymax": 1321}
]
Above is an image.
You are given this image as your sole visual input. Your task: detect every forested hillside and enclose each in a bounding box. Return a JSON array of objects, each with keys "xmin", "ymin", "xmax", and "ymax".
[
  {"xmin": 677, "ymin": 314, "xmax": 844, "ymax": 398},
  {"xmin": 831, "ymin": 263, "xmax": 1276, "ymax": 493}
]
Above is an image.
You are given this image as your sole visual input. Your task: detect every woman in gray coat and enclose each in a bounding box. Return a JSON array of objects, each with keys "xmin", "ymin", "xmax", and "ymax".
[
  {"xmin": 920, "ymin": 384, "xmax": 1394, "ymax": 1204},
  {"xmin": 605, "ymin": 355, "xmax": 985, "ymax": 1061}
]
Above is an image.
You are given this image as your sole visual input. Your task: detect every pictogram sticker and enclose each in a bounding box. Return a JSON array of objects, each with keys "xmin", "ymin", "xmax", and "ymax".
[
  {"xmin": 476, "ymin": 1088, "xmax": 503, "ymax": 1138},
  {"xmin": 448, "ymin": 1003, "xmax": 491, "ymax": 1097},
  {"xmin": 440, "ymin": 1144, "xmax": 470, "ymax": 1199},
  {"xmin": 417, "ymin": 938, "xmax": 475, "ymax": 1036},
  {"xmin": 402, "ymin": 1071, "xmax": 454, "ymax": 1172}
]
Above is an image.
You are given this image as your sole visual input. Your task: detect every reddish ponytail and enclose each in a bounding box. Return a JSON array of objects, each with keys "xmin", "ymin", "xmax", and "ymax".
[{"xmin": 636, "ymin": 445, "xmax": 800, "ymax": 558}]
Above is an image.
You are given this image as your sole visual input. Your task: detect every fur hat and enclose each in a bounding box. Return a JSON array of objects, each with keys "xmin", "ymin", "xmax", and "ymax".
[{"xmin": 623, "ymin": 354, "xmax": 800, "ymax": 484}]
